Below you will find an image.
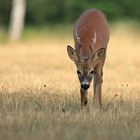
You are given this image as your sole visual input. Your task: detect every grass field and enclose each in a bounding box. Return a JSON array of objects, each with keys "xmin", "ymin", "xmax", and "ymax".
[{"xmin": 0, "ymin": 22, "xmax": 140, "ymax": 140}]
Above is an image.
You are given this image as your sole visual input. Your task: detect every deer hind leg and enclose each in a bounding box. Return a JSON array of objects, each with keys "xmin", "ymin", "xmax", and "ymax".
[
  {"xmin": 80, "ymin": 88, "xmax": 88, "ymax": 106},
  {"xmin": 93, "ymin": 65, "xmax": 103, "ymax": 107}
]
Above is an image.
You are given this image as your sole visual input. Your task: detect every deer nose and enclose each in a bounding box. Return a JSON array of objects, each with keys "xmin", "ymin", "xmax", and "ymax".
[{"xmin": 81, "ymin": 83, "xmax": 90, "ymax": 90}]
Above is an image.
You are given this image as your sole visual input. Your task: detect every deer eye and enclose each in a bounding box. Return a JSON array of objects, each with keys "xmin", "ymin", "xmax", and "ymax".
[
  {"xmin": 77, "ymin": 70, "xmax": 81, "ymax": 75},
  {"xmin": 90, "ymin": 70, "xmax": 94, "ymax": 74}
]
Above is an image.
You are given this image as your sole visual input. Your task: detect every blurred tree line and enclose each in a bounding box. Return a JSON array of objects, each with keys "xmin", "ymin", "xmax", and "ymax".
[{"xmin": 0, "ymin": 0, "xmax": 140, "ymax": 26}]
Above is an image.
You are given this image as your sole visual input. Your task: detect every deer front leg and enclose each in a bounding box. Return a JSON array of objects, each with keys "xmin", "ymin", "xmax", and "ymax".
[
  {"xmin": 93, "ymin": 67, "xmax": 103, "ymax": 107},
  {"xmin": 80, "ymin": 88, "xmax": 88, "ymax": 106}
]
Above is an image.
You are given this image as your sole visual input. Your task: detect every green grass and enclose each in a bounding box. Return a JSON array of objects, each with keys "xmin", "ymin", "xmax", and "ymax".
[{"xmin": 22, "ymin": 24, "xmax": 73, "ymax": 41}]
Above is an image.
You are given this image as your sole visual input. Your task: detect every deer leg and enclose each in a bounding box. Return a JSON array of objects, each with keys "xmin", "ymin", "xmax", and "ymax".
[
  {"xmin": 80, "ymin": 88, "xmax": 88, "ymax": 106},
  {"xmin": 93, "ymin": 67, "xmax": 103, "ymax": 107}
]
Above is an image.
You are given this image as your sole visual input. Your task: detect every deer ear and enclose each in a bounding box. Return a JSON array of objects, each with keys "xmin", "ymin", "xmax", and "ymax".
[
  {"xmin": 67, "ymin": 45, "xmax": 78, "ymax": 62},
  {"xmin": 93, "ymin": 48, "xmax": 106, "ymax": 60}
]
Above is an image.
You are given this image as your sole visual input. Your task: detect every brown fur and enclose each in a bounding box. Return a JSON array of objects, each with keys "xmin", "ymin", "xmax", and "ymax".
[
  {"xmin": 67, "ymin": 9, "xmax": 110, "ymax": 107},
  {"xmin": 74, "ymin": 9, "xmax": 110, "ymax": 57}
]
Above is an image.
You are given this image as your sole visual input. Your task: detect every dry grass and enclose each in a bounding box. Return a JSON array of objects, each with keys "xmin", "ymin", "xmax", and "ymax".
[{"xmin": 0, "ymin": 22, "xmax": 140, "ymax": 140}]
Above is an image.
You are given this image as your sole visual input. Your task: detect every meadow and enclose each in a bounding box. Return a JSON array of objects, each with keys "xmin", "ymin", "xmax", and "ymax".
[{"xmin": 0, "ymin": 22, "xmax": 140, "ymax": 140}]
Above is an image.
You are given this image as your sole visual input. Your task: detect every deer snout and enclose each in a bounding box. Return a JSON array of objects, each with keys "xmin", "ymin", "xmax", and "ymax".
[{"xmin": 81, "ymin": 80, "xmax": 90, "ymax": 90}]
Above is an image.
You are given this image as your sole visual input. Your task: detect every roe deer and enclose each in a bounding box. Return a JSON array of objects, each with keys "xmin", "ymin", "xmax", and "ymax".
[{"xmin": 67, "ymin": 9, "xmax": 110, "ymax": 107}]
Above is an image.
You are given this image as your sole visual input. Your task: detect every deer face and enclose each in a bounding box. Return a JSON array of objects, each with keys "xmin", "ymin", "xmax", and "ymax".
[
  {"xmin": 67, "ymin": 45, "xmax": 106, "ymax": 90},
  {"xmin": 76, "ymin": 61, "xmax": 94, "ymax": 90}
]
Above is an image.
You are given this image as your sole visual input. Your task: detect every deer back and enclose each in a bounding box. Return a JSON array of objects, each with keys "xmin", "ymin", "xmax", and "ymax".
[{"xmin": 73, "ymin": 9, "xmax": 110, "ymax": 59}]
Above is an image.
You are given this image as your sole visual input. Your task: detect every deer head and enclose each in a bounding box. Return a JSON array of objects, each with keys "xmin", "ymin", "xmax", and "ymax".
[{"xmin": 67, "ymin": 32, "xmax": 106, "ymax": 90}]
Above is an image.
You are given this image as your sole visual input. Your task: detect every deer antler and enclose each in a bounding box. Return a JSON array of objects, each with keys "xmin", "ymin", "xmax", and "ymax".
[
  {"xmin": 75, "ymin": 29, "xmax": 81, "ymax": 45},
  {"xmin": 90, "ymin": 31, "xmax": 97, "ymax": 49},
  {"xmin": 89, "ymin": 31, "xmax": 97, "ymax": 60},
  {"xmin": 75, "ymin": 29, "xmax": 82, "ymax": 59}
]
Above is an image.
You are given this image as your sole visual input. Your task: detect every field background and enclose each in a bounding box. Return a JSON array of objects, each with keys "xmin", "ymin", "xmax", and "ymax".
[{"xmin": 0, "ymin": 22, "xmax": 140, "ymax": 140}]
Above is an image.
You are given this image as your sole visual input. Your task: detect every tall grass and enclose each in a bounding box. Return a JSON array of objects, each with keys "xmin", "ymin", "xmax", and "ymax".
[{"xmin": 0, "ymin": 22, "xmax": 140, "ymax": 140}]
